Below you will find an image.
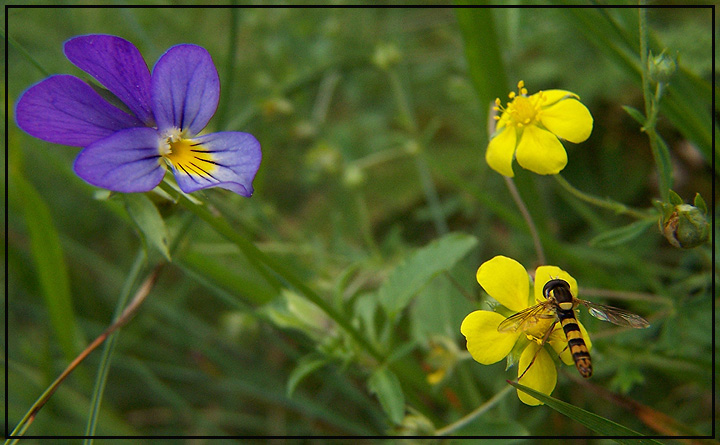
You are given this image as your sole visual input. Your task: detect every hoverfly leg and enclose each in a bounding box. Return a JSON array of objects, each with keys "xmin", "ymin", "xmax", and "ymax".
[{"xmin": 518, "ymin": 322, "xmax": 556, "ymax": 381}]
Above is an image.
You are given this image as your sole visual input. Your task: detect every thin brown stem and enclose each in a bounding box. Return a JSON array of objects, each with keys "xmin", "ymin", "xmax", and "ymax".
[
  {"xmin": 504, "ymin": 176, "xmax": 546, "ymax": 265},
  {"xmin": 7, "ymin": 266, "xmax": 162, "ymax": 443}
]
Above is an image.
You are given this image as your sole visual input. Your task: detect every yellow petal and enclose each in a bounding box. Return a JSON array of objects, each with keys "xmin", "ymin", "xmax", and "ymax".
[
  {"xmin": 533, "ymin": 266, "xmax": 578, "ymax": 303},
  {"xmin": 548, "ymin": 326, "xmax": 573, "ymax": 365},
  {"xmin": 537, "ymin": 89, "xmax": 578, "ymax": 107},
  {"xmin": 540, "ymin": 98, "xmax": 593, "ymax": 143},
  {"xmin": 477, "ymin": 256, "xmax": 530, "ymax": 312},
  {"xmin": 485, "ymin": 126, "xmax": 517, "ymax": 177},
  {"xmin": 515, "ymin": 125, "xmax": 567, "ymax": 175},
  {"xmin": 461, "ymin": 311, "xmax": 520, "ymax": 364},
  {"xmin": 517, "ymin": 343, "xmax": 557, "ymax": 406}
]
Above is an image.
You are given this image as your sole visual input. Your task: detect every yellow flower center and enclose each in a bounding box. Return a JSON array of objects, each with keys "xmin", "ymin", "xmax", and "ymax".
[
  {"xmin": 159, "ymin": 128, "xmax": 217, "ymax": 178},
  {"xmin": 494, "ymin": 80, "xmax": 546, "ymax": 129}
]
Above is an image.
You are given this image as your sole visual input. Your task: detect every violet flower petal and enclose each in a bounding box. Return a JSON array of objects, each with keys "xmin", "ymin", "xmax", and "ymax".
[
  {"xmin": 151, "ymin": 44, "xmax": 219, "ymax": 135},
  {"xmin": 64, "ymin": 35, "xmax": 155, "ymax": 126},
  {"xmin": 15, "ymin": 75, "xmax": 144, "ymax": 147},
  {"xmin": 74, "ymin": 127, "xmax": 166, "ymax": 192},
  {"xmin": 171, "ymin": 132, "xmax": 261, "ymax": 196}
]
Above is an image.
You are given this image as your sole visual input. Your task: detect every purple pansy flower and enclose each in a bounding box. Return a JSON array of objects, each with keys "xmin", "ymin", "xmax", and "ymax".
[{"xmin": 15, "ymin": 34, "xmax": 261, "ymax": 196}]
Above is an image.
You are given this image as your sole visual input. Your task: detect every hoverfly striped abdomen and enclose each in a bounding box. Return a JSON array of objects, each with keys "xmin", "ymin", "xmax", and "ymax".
[{"xmin": 543, "ymin": 279, "xmax": 593, "ymax": 378}]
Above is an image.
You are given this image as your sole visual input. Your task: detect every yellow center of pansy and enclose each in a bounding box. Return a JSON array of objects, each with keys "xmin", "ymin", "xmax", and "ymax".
[
  {"xmin": 494, "ymin": 80, "xmax": 547, "ymax": 129},
  {"xmin": 159, "ymin": 128, "xmax": 217, "ymax": 178}
]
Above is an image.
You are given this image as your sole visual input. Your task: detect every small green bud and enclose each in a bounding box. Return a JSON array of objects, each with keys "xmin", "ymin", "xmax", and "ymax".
[
  {"xmin": 648, "ymin": 50, "xmax": 677, "ymax": 85},
  {"xmin": 372, "ymin": 42, "xmax": 401, "ymax": 71},
  {"xmin": 403, "ymin": 139, "xmax": 420, "ymax": 156},
  {"xmin": 342, "ymin": 164, "xmax": 365, "ymax": 188},
  {"xmin": 261, "ymin": 96, "xmax": 294, "ymax": 119},
  {"xmin": 395, "ymin": 409, "xmax": 436, "ymax": 436},
  {"xmin": 659, "ymin": 193, "xmax": 709, "ymax": 249},
  {"xmin": 305, "ymin": 142, "xmax": 341, "ymax": 176}
]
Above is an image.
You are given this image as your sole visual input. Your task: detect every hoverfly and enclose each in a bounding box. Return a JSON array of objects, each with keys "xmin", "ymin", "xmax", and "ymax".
[{"xmin": 498, "ymin": 278, "xmax": 650, "ymax": 379}]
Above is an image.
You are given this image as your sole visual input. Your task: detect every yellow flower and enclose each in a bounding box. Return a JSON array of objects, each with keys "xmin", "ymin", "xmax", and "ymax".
[
  {"xmin": 460, "ymin": 255, "xmax": 592, "ymax": 405},
  {"xmin": 486, "ymin": 81, "xmax": 593, "ymax": 177}
]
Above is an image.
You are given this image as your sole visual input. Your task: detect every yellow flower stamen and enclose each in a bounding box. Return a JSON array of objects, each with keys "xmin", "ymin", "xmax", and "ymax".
[
  {"xmin": 494, "ymin": 80, "xmax": 546, "ymax": 130},
  {"xmin": 159, "ymin": 128, "xmax": 217, "ymax": 179}
]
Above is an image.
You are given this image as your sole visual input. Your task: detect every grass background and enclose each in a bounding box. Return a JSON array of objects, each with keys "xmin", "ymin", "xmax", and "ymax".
[{"xmin": 5, "ymin": 4, "xmax": 716, "ymax": 439}]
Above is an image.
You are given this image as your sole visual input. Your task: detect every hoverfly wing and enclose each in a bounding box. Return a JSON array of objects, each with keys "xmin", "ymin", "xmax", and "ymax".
[
  {"xmin": 580, "ymin": 300, "xmax": 650, "ymax": 329},
  {"xmin": 497, "ymin": 302, "xmax": 555, "ymax": 333}
]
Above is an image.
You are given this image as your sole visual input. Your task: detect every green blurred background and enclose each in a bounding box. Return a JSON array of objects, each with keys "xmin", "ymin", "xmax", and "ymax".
[{"xmin": 6, "ymin": 5, "xmax": 715, "ymax": 439}]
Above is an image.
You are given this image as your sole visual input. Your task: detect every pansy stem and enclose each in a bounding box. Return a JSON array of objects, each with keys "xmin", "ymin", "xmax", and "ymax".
[
  {"xmin": 159, "ymin": 182, "xmax": 385, "ymax": 363},
  {"xmin": 504, "ymin": 176, "xmax": 546, "ymax": 265},
  {"xmin": 553, "ymin": 174, "xmax": 651, "ymax": 220}
]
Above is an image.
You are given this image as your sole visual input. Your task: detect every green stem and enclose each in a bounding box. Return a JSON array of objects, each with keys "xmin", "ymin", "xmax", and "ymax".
[
  {"xmin": 158, "ymin": 182, "xmax": 385, "ymax": 363},
  {"xmin": 6, "ymin": 266, "xmax": 161, "ymax": 444},
  {"xmin": 434, "ymin": 385, "xmax": 513, "ymax": 436},
  {"xmin": 83, "ymin": 250, "xmax": 146, "ymax": 442},
  {"xmin": 553, "ymin": 174, "xmax": 651, "ymax": 220},
  {"xmin": 638, "ymin": 6, "xmax": 672, "ymax": 201},
  {"xmin": 387, "ymin": 68, "xmax": 448, "ymax": 235},
  {"xmin": 504, "ymin": 176, "xmax": 545, "ymax": 265},
  {"xmin": 84, "ymin": 213, "xmax": 196, "ymax": 442},
  {"xmin": 214, "ymin": 6, "xmax": 239, "ymax": 130},
  {"xmin": 354, "ymin": 190, "xmax": 382, "ymax": 259}
]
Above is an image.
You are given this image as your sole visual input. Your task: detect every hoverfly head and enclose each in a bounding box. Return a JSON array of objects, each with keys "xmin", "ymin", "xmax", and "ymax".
[{"xmin": 542, "ymin": 277, "xmax": 572, "ymax": 301}]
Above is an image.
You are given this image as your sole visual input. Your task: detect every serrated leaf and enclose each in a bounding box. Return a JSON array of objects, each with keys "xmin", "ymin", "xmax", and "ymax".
[
  {"xmin": 589, "ymin": 219, "xmax": 656, "ymax": 248},
  {"xmin": 508, "ymin": 381, "xmax": 661, "ymax": 443},
  {"xmin": 122, "ymin": 194, "xmax": 171, "ymax": 260},
  {"xmin": 287, "ymin": 354, "xmax": 330, "ymax": 398},
  {"xmin": 368, "ymin": 367, "xmax": 405, "ymax": 425},
  {"xmin": 621, "ymin": 105, "xmax": 646, "ymax": 126},
  {"xmin": 379, "ymin": 232, "xmax": 478, "ymax": 319}
]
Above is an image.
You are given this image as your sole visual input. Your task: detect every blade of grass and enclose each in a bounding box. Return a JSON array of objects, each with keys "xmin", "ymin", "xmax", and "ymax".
[
  {"xmin": 455, "ymin": 5, "xmax": 508, "ymax": 133},
  {"xmin": 7, "ymin": 267, "xmax": 161, "ymax": 442},
  {"xmin": 9, "ymin": 152, "xmax": 85, "ymax": 365},
  {"xmin": 83, "ymin": 249, "xmax": 146, "ymax": 441},
  {"xmin": 507, "ymin": 380, "xmax": 661, "ymax": 443}
]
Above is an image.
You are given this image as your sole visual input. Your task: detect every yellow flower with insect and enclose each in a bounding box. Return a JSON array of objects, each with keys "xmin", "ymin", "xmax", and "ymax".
[
  {"xmin": 461, "ymin": 255, "xmax": 649, "ymax": 405},
  {"xmin": 460, "ymin": 256, "xmax": 591, "ymax": 406},
  {"xmin": 486, "ymin": 81, "xmax": 593, "ymax": 177}
]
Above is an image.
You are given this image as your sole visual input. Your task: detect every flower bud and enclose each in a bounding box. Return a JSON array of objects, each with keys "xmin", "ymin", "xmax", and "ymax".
[
  {"xmin": 372, "ymin": 42, "xmax": 401, "ymax": 71},
  {"xmin": 648, "ymin": 51, "xmax": 677, "ymax": 85},
  {"xmin": 343, "ymin": 164, "xmax": 365, "ymax": 188},
  {"xmin": 658, "ymin": 194, "xmax": 709, "ymax": 249},
  {"xmin": 395, "ymin": 410, "xmax": 435, "ymax": 436}
]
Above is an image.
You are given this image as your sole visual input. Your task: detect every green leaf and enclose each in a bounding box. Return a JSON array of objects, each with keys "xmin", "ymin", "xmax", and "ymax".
[
  {"xmin": 287, "ymin": 354, "xmax": 330, "ymax": 398},
  {"xmin": 368, "ymin": 367, "xmax": 405, "ymax": 425},
  {"xmin": 589, "ymin": 218, "xmax": 656, "ymax": 247},
  {"xmin": 508, "ymin": 381, "xmax": 661, "ymax": 443},
  {"xmin": 378, "ymin": 232, "xmax": 478, "ymax": 319},
  {"xmin": 621, "ymin": 105, "xmax": 646, "ymax": 125},
  {"xmin": 693, "ymin": 193, "xmax": 707, "ymax": 214},
  {"xmin": 122, "ymin": 194, "xmax": 171, "ymax": 260},
  {"xmin": 10, "ymin": 171, "xmax": 84, "ymax": 363},
  {"xmin": 455, "ymin": 6, "xmax": 508, "ymax": 139},
  {"xmin": 668, "ymin": 189, "xmax": 683, "ymax": 206}
]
